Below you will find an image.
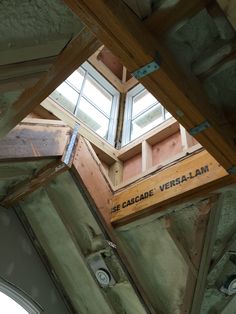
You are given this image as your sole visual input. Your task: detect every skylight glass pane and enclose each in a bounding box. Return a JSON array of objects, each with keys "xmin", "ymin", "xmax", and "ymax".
[
  {"xmin": 0, "ymin": 291, "xmax": 28, "ymax": 314},
  {"xmin": 52, "ymin": 82, "xmax": 79, "ymax": 113},
  {"xmin": 132, "ymin": 90, "xmax": 157, "ymax": 118},
  {"xmin": 66, "ymin": 68, "xmax": 85, "ymax": 91},
  {"xmin": 165, "ymin": 110, "xmax": 172, "ymax": 119},
  {"xmin": 76, "ymin": 97, "xmax": 109, "ymax": 138},
  {"xmin": 131, "ymin": 104, "xmax": 163, "ymax": 140},
  {"xmin": 83, "ymin": 75, "xmax": 112, "ymax": 115}
]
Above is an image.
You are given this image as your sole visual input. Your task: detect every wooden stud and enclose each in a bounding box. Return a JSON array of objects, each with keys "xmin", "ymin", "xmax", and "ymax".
[
  {"xmin": 191, "ymin": 195, "xmax": 223, "ymax": 313},
  {"xmin": 88, "ymin": 47, "xmax": 124, "ymax": 92},
  {"xmin": 109, "ymin": 161, "xmax": 123, "ymax": 186},
  {"xmin": 181, "ymin": 199, "xmax": 212, "ymax": 313},
  {"xmin": 142, "ymin": 140, "xmax": 152, "ymax": 172},
  {"xmin": 180, "ymin": 124, "xmax": 195, "ymax": 151}
]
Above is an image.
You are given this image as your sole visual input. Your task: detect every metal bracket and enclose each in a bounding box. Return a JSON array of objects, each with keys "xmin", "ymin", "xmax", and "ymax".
[
  {"xmin": 189, "ymin": 120, "xmax": 210, "ymax": 136},
  {"xmin": 132, "ymin": 53, "xmax": 161, "ymax": 79},
  {"xmin": 62, "ymin": 124, "xmax": 80, "ymax": 166},
  {"xmin": 227, "ymin": 166, "xmax": 236, "ymax": 175}
]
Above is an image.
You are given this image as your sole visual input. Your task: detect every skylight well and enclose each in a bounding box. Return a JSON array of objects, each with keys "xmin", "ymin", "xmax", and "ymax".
[{"xmin": 50, "ymin": 47, "xmax": 171, "ymax": 147}]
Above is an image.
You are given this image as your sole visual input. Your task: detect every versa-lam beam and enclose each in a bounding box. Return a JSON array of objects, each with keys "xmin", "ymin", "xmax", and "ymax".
[
  {"xmin": 64, "ymin": 0, "xmax": 236, "ymax": 171},
  {"xmin": 111, "ymin": 150, "xmax": 234, "ymax": 225}
]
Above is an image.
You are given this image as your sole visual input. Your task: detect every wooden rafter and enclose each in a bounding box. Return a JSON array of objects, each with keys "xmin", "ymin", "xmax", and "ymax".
[
  {"xmin": 63, "ymin": 0, "xmax": 236, "ymax": 172},
  {"xmin": 0, "ymin": 27, "xmax": 101, "ymax": 138},
  {"xmin": 71, "ymin": 136, "xmax": 156, "ymax": 312}
]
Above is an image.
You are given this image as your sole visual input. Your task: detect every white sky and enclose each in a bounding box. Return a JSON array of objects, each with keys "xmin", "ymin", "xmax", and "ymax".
[{"xmin": 0, "ymin": 292, "xmax": 28, "ymax": 314}]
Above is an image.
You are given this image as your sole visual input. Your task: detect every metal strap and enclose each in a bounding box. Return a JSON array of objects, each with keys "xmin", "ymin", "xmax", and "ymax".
[
  {"xmin": 189, "ymin": 120, "xmax": 210, "ymax": 136},
  {"xmin": 228, "ymin": 166, "xmax": 236, "ymax": 175},
  {"xmin": 63, "ymin": 124, "xmax": 80, "ymax": 165},
  {"xmin": 132, "ymin": 54, "xmax": 161, "ymax": 79}
]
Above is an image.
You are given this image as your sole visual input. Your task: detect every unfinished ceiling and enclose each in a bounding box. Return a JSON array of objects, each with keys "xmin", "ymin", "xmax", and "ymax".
[
  {"xmin": 0, "ymin": 0, "xmax": 101, "ymax": 138},
  {"xmin": 165, "ymin": 3, "xmax": 236, "ymax": 132}
]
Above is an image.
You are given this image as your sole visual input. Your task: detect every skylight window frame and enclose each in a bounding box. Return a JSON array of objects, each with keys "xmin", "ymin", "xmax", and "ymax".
[
  {"xmin": 51, "ymin": 61, "xmax": 120, "ymax": 145},
  {"xmin": 122, "ymin": 83, "xmax": 170, "ymax": 145}
]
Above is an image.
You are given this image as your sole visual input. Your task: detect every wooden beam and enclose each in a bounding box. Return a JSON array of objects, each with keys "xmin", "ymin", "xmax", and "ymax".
[
  {"xmin": 71, "ymin": 136, "xmax": 157, "ymax": 312},
  {"xmin": 141, "ymin": 140, "xmax": 152, "ymax": 172},
  {"xmin": 41, "ymin": 98, "xmax": 118, "ymax": 164},
  {"xmin": 1, "ymin": 160, "xmax": 68, "ymax": 207},
  {"xmin": 181, "ymin": 199, "xmax": 212, "ymax": 313},
  {"xmin": 0, "ymin": 27, "xmax": 101, "ymax": 137},
  {"xmin": 180, "ymin": 124, "xmax": 195, "ymax": 150},
  {"xmin": 88, "ymin": 48, "xmax": 124, "ymax": 92},
  {"xmin": 109, "ymin": 160, "xmax": 123, "ymax": 186},
  {"xmin": 118, "ymin": 118, "xmax": 179, "ymax": 161},
  {"xmin": 144, "ymin": 0, "xmax": 213, "ymax": 36},
  {"xmin": 111, "ymin": 150, "xmax": 233, "ymax": 225},
  {"xmin": 1, "ymin": 125, "xmax": 79, "ymax": 207},
  {"xmin": 0, "ymin": 119, "xmax": 70, "ymax": 160},
  {"xmin": 191, "ymin": 195, "xmax": 223, "ymax": 314},
  {"xmin": 64, "ymin": 0, "xmax": 236, "ymax": 171}
]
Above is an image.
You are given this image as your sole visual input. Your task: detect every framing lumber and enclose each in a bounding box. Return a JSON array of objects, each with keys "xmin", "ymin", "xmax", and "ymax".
[
  {"xmin": 118, "ymin": 118, "xmax": 179, "ymax": 161},
  {"xmin": 1, "ymin": 159, "xmax": 68, "ymax": 208},
  {"xmin": 64, "ymin": 0, "xmax": 236, "ymax": 171},
  {"xmin": 0, "ymin": 27, "xmax": 101, "ymax": 137},
  {"xmin": 180, "ymin": 125, "xmax": 195, "ymax": 150},
  {"xmin": 41, "ymin": 98, "xmax": 118, "ymax": 164},
  {"xmin": 115, "ymin": 144, "xmax": 203, "ymax": 191},
  {"xmin": 109, "ymin": 161, "xmax": 123, "ymax": 186},
  {"xmin": 1, "ymin": 124, "xmax": 78, "ymax": 207},
  {"xmin": 191, "ymin": 195, "xmax": 223, "ymax": 314},
  {"xmin": 71, "ymin": 136, "xmax": 157, "ymax": 312},
  {"xmin": 0, "ymin": 119, "xmax": 70, "ymax": 160},
  {"xmin": 181, "ymin": 200, "xmax": 212, "ymax": 313},
  {"xmin": 141, "ymin": 140, "xmax": 152, "ymax": 172},
  {"xmin": 88, "ymin": 47, "xmax": 124, "ymax": 92},
  {"xmin": 111, "ymin": 150, "xmax": 233, "ymax": 225}
]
